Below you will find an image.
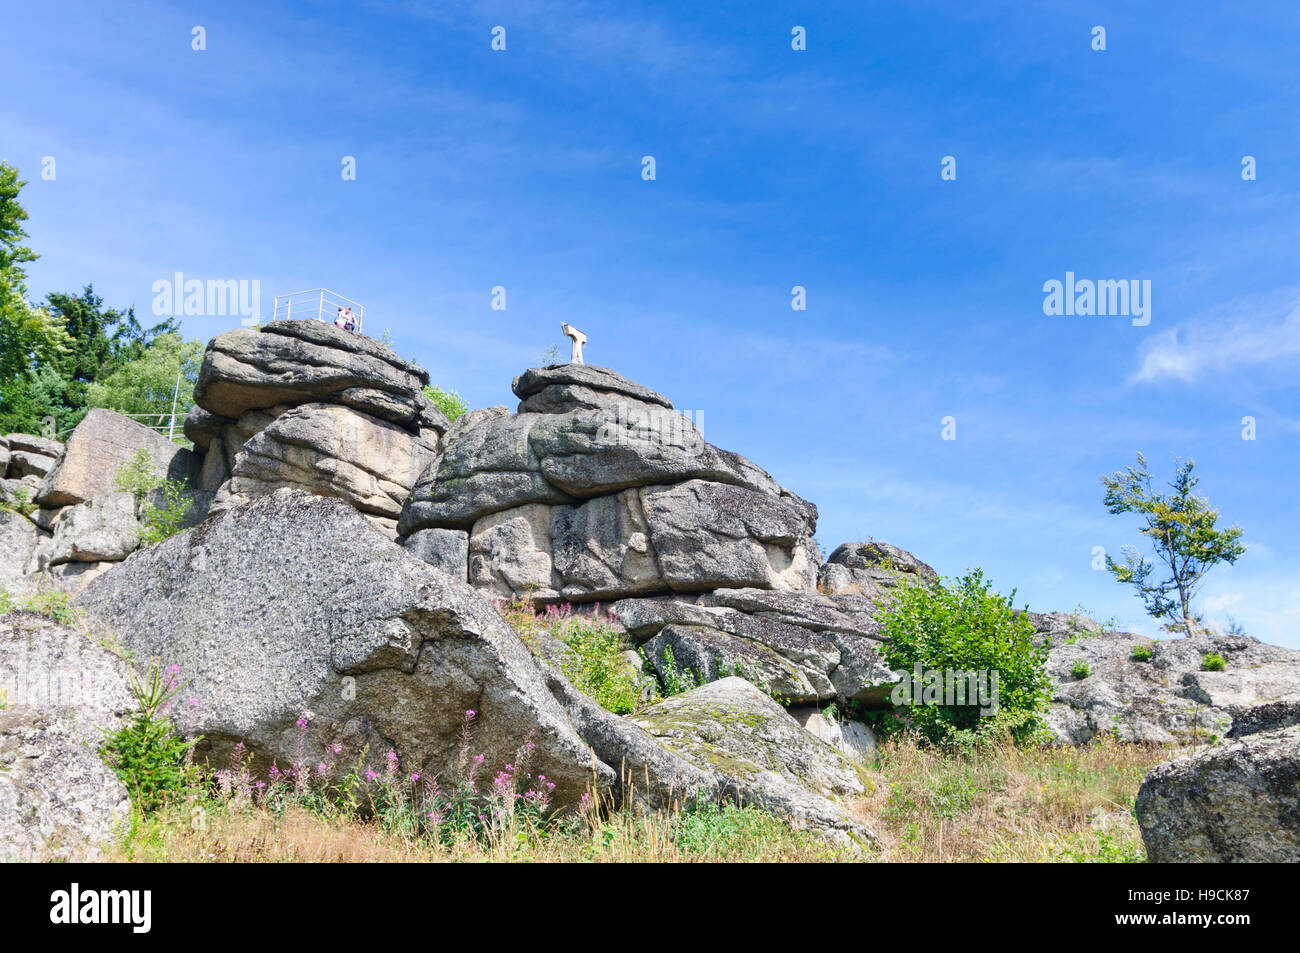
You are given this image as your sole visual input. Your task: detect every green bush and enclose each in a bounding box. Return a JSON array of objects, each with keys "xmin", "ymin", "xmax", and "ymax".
[
  {"xmin": 139, "ymin": 478, "xmax": 194, "ymax": 545},
  {"xmin": 878, "ymin": 569, "xmax": 1052, "ymax": 746},
  {"xmin": 1201, "ymin": 652, "xmax": 1226, "ymax": 672},
  {"xmin": 1130, "ymin": 644, "xmax": 1153, "ymax": 662},
  {"xmin": 1070, "ymin": 660, "xmax": 1091, "ymax": 680},
  {"xmin": 423, "ymin": 384, "xmax": 468, "ymax": 422},
  {"xmin": 0, "ymin": 587, "xmax": 76, "ymax": 623},
  {"xmin": 101, "ymin": 659, "xmax": 200, "ymax": 813},
  {"xmin": 550, "ymin": 609, "xmax": 642, "ymax": 714},
  {"xmin": 658, "ymin": 644, "xmax": 703, "ymax": 697},
  {"xmin": 114, "ymin": 447, "xmax": 161, "ymax": 500}
]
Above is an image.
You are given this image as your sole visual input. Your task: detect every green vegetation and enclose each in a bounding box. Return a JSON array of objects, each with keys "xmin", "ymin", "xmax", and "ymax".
[
  {"xmin": 0, "ymin": 587, "xmax": 76, "ymax": 624},
  {"xmin": 657, "ymin": 644, "xmax": 703, "ymax": 697},
  {"xmin": 0, "ymin": 163, "xmax": 199, "ymax": 437},
  {"xmin": 503, "ymin": 600, "xmax": 646, "ymax": 714},
  {"xmin": 114, "ymin": 449, "xmax": 194, "ymax": 544},
  {"xmin": 423, "ymin": 384, "xmax": 468, "ymax": 422},
  {"xmin": 1102, "ymin": 453, "xmax": 1246, "ymax": 638},
  {"xmin": 877, "ymin": 569, "xmax": 1053, "ymax": 746},
  {"xmin": 1130, "ymin": 644, "xmax": 1153, "ymax": 662},
  {"xmin": 1201, "ymin": 652, "xmax": 1226, "ymax": 672},
  {"xmin": 101, "ymin": 659, "xmax": 200, "ymax": 814},
  {"xmin": 1070, "ymin": 660, "xmax": 1092, "ymax": 680}
]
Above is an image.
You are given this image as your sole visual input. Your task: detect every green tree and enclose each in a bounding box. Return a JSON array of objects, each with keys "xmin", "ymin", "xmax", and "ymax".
[
  {"xmin": 0, "ymin": 163, "xmax": 69, "ymax": 387},
  {"xmin": 87, "ymin": 332, "xmax": 202, "ymax": 439},
  {"xmin": 1101, "ymin": 453, "xmax": 1246, "ymax": 638}
]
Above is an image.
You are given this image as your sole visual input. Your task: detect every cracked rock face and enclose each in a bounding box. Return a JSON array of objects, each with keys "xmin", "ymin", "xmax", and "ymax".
[
  {"xmin": 400, "ymin": 366, "xmax": 820, "ymax": 602},
  {"xmin": 630, "ymin": 677, "xmax": 876, "ymax": 849},
  {"xmin": 71, "ymin": 489, "xmax": 617, "ymax": 807},
  {"xmin": 0, "ymin": 612, "xmax": 134, "ymax": 861},
  {"xmin": 1043, "ymin": 622, "xmax": 1300, "ymax": 745},
  {"xmin": 1136, "ymin": 711, "xmax": 1300, "ymax": 862}
]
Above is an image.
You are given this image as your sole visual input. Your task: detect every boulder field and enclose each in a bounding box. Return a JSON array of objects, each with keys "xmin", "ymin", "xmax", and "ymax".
[{"xmin": 2, "ymin": 318, "xmax": 1297, "ymax": 859}]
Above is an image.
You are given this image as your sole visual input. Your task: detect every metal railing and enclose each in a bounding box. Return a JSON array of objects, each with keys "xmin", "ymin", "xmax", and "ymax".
[{"xmin": 271, "ymin": 288, "xmax": 366, "ymax": 330}]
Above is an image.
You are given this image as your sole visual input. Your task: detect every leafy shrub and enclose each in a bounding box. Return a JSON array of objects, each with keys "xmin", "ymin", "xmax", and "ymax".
[
  {"xmin": 877, "ymin": 569, "xmax": 1052, "ymax": 745},
  {"xmin": 1130, "ymin": 644, "xmax": 1153, "ymax": 662},
  {"xmin": 1201, "ymin": 652, "xmax": 1226, "ymax": 672},
  {"xmin": 138, "ymin": 478, "xmax": 194, "ymax": 544},
  {"xmin": 114, "ymin": 447, "xmax": 161, "ymax": 500},
  {"xmin": 101, "ymin": 659, "xmax": 200, "ymax": 813},
  {"xmin": 658, "ymin": 644, "xmax": 703, "ymax": 697},
  {"xmin": 0, "ymin": 485, "xmax": 36, "ymax": 517},
  {"xmin": 114, "ymin": 448, "xmax": 192, "ymax": 544},
  {"xmin": 1070, "ymin": 660, "xmax": 1091, "ymax": 680},
  {"xmin": 423, "ymin": 384, "xmax": 468, "ymax": 422}
]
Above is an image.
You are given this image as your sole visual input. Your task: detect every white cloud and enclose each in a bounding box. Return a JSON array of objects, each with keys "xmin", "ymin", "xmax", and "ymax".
[{"xmin": 1132, "ymin": 294, "xmax": 1300, "ymax": 383}]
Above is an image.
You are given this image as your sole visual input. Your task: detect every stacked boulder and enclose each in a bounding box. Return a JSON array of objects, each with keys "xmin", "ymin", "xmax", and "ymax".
[
  {"xmin": 1, "ymin": 411, "xmax": 203, "ymax": 595},
  {"xmin": 0, "ymin": 432, "xmax": 62, "ymax": 504},
  {"xmin": 398, "ymin": 364, "xmax": 821, "ymax": 598},
  {"xmin": 188, "ymin": 320, "xmax": 448, "ymax": 537}
]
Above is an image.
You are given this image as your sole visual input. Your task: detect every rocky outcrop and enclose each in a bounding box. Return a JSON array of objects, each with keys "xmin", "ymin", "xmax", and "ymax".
[
  {"xmin": 0, "ymin": 612, "xmax": 134, "ymax": 861},
  {"xmin": 3, "ymin": 432, "xmax": 62, "ymax": 482},
  {"xmin": 194, "ymin": 320, "xmax": 431, "ymax": 424},
  {"xmin": 817, "ymin": 540, "xmax": 937, "ymax": 597},
  {"xmin": 629, "ymin": 677, "xmax": 875, "ymax": 848},
  {"xmin": 72, "ymin": 489, "xmax": 622, "ymax": 807},
  {"xmin": 0, "ymin": 511, "xmax": 44, "ymax": 591},
  {"xmin": 36, "ymin": 409, "xmax": 199, "ymax": 508},
  {"xmin": 400, "ymin": 364, "xmax": 820, "ymax": 602},
  {"xmin": 1135, "ymin": 704, "xmax": 1300, "ymax": 862},
  {"xmin": 29, "ymin": 492, "xmax": 141, "ymax": 569},
  {"xmin": 1044, "ymin": 623, "xmax": 1300, "ymax": 745},
  {"xmin": 192, "ymin": 322, "xmax": 445, "ymax": 536}
]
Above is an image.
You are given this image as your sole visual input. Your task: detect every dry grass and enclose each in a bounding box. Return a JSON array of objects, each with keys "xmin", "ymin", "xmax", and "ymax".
[
  {"xmin": 104, "ymin": 736, "xmax": 1173, "ymax": 863},
  {"xmin": 108, "ymin": 798, "xmax": 852, "ymax": 864},
  {"xmin": 867, "ymin": 736, "xmax": 1174, "ymax": 862}
]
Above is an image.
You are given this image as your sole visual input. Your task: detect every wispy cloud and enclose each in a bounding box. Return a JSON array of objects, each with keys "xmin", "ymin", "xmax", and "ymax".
[{"xmin": 1132, "ymin": 291, "xmax": 1300, "ymax": 383}]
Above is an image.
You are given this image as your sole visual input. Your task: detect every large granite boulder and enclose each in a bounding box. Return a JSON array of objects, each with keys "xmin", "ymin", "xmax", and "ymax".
[
  {"xmin": 36, "ymin": 409, "xmax": 200, "ymax": 508},
  {"xmin": 612, "ymin": 589, "xmax": 894, "ymax": 705},
  {"xmin": 0, "ymin": 511, "xmax": 44, "ymax": 591},
  {"xmin": 4, "ymin": 432, "xmax": 61, "ymax": 481},
  {"xmin": 29, "ymin": 492, "xmax": 141, "ymax": 569},
  {"xmin": 193, "ymin": 320, "xmax": 430, "ymax": 425},
  {"xmin": 399, "ymin": 365, "xmax": 819, "ymax": 603},
  {"xmin": 1044, "ymin": 623, "xmax": 1300, "ymax": 744},
  {"xmin": 212, "ymin": 402, "xmax": 437, "ymax": 529},
  {"xmin": 1135, "ymin": 704, "xmax": 1300, "ymax": 862},
  {"xmin": 629, "ymin": 677, "xmax": 876, "ymax": 848},
  {"xmin": 0, "ymin": 611, "xmax": 134, "ymax": 861},
  {"xmin": 818, "ymin": 540, "xmax": 937, "ymax": 598},
  {"xmin": 72, "ymin": 489, "xmax": 620, "ymax": 807}
]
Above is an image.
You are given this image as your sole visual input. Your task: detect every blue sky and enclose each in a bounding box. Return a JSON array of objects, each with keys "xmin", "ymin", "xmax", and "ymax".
[{"xmin": 5, "ymin": 1, "xmax": 1298, "ymax": 645}]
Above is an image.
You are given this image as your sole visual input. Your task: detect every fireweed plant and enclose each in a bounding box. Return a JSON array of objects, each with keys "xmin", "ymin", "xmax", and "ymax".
[{"xmin": 204, "ymin": 710, "xmax": 560, "ymax": 849}]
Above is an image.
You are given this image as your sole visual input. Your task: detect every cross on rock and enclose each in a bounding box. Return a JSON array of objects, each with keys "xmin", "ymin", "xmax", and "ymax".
[{"xmin": 561, "ymin": 323, "xmax": 586, "ymax": 364}]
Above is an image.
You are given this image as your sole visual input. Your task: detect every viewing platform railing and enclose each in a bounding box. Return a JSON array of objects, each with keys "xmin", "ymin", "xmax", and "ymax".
[{"xmin": 271, "ymin": 288, "xmax": 366, "ymax": 330}]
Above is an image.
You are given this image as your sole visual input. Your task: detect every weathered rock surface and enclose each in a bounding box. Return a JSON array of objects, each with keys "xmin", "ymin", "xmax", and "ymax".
[
  {"xmin": 213, "ymin": 403, "xmax": 437, "ymax": 523},
  {"xmin": 0, "ymin": 511, "xmax": 44, "ymax": 591},
  {"xmin": 36, "ymin": 409, "xmax": 199, "ymax": 508},
  {"xmin": 72, "ymin": 489, "xmax": 618, "ymax": 806},
  {"xmin": 0, "ymin": 612, "xmax": 134, "ymax": 861},
  {"xmin": 400, "ymin": 366, "xmax": 820, "ymax": 604},
  {"xmin": 791, "ymin": 707, "xmax": 879, "ymax": 763},
  {"xmin": 29, "ymin": 492, "xmax": 140, "ymax": 569},
  {"xmin": 194, "ymin": 320, "xmax": 430, "ymax": 424},
  {"xmin": 818, "ymin": 540, "xmax": 936, "ymax": 597},
  {"xmin": 1136, "ymin": 713, "xmax": 1300, "ymax": 862},
  {"xmin": 402, "ymin": 528, "xmax": 469, "ymax": 581},
  {"xmin": 7, "ymin": 448, "xmax": 59, "ymax": 480},
  {"xmin": 630, "ymin": 678, "xmax": 875, "ymax": 848},
  {"xmin": 1045, "ymin": 624, "xmax": 1300, "ymax": 745},
  {"xmin": 4, "ymin": 432, "xmax": 61, "ymax": 459}
]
